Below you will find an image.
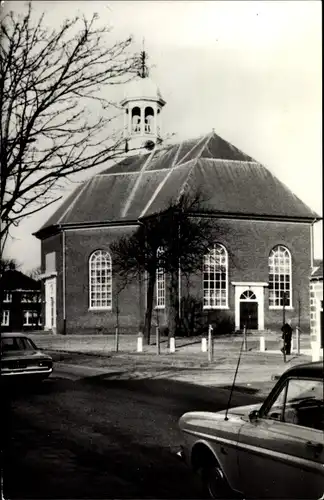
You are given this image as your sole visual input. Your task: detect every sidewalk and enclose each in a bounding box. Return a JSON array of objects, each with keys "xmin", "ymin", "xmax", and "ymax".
[{"xmin": 30, "ymin": 333, "xmax": 313, "ymax": 397}]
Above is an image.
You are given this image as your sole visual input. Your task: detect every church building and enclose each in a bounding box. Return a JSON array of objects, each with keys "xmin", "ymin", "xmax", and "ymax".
[{"xmin": 34, "ymin": 59, "xmax": 320, "ymax": 337}]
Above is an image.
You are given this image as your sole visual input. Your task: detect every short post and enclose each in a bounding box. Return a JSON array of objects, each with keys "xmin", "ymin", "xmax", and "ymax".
[
  {"xmin": 115, "ymin": 326, "xmax": 119, "ymax": 352},
  {"xmin": 169, "ymin": 335, "xmax": 175, "ymax": 353},
  {"xmin": 137, "ymin": 331, "xmax": 143, "ymax": 353},
  {"xmin": 260, "ymin": 334, "xmax": 265, "ymax": 352},
  {"xmin": 208, "ymin": 324, "xmax": 213, "ymax": 362},
  {"xmin": 156, "ymin": 326, "xmax": 160, "ymax": 355},
  {"xmin": 243, "ymin": 324, "xmax": 248, "ymax": 351},
  {"xmin": 201, "ymin": 336, "xmax": 207, "ymax": 352}
]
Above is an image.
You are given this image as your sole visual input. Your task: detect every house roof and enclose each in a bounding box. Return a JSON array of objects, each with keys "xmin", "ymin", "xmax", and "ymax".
[
  {"xmin": 0, "ymin": 270, "xmax": 41, "ymax": 291},
  {"xmin": 35, "ymin": 131, "xmax": 319, "ymax": 238}
]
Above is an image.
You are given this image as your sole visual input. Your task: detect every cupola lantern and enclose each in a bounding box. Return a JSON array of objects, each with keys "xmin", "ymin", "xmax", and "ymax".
[{"xmin": 121, "ymin": 50, "xmax": 166, "ymax": 153}]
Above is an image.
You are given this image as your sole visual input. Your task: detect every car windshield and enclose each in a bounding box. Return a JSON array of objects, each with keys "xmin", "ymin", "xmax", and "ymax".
[{"xmin": 1, "ymin": 336, "xmax": 37, "ymax": 352}]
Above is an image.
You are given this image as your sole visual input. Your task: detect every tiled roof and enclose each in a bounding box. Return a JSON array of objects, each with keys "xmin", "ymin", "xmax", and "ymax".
[
  {"xmin": 0, "ymin": 270, "xmax": 41, "ymax": 291},
  {"xmin": 35, "ymin": 131, "xmax": 319, "ymax": 236}
]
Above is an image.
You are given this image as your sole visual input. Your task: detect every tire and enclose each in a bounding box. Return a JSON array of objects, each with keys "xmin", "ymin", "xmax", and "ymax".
[{"xmin": 200, "ymin": 463, "xmax": 238, "ymax": 499}]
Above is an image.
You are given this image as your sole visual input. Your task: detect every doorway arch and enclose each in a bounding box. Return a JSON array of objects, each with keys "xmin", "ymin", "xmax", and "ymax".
[{"xmin": 240, "ymin": 289, "xmax": 258, "ymax": 330}]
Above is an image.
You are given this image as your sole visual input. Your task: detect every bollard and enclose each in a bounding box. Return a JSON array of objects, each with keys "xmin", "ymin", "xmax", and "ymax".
[
  {"xmin": 243, "ymin": 325, "xmax": 248, "ymax": 351},
  {"xmin": 137, "ymin": 331, "xmax": 143, "ymax": 353},
  {"xmin": 156, "ymin": 326, "xmax": 160, "ymax": 355},
  {"xmin": 115, "ymin": 326, "xmax": 119, "ymax": 352},
  {"xmin": 201, "ymin": 337, "xmax": 207, "ymax": 353},
  {"xmin": 260, "ymin": 335, "xmax": 265, "ymax": 352},
  {"xmin": 208, "ymin": 324, "xmax": 213, "ymax": 362},
  {"xmin": 169, "ymin": 336, "xmax": 175, "ymax": 353}
]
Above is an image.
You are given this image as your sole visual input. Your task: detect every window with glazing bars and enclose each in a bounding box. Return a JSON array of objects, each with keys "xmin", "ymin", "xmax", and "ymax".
[
  {"xmin": 156, "ymin": 247, "xmax": 165, "ymax": 308},
  {"xmin": 89, "ymin": 250, "xmax": 112, "ymax": 309},
  {"xmin": 203, "ymin": 244, "xmax": 228, "ymax": 308},
  {"xmin": 269, "ymin": 245, "xmax": 292, "ymax": 308}
]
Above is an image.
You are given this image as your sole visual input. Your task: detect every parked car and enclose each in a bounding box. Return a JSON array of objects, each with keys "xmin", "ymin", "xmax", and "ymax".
[
  {"xmin": 178, "ymin": 361, "xmax": 324, "ymax": 499},
  {"xmin": 1, "ymin": 332, "xmax": 53, "ymax": 383}
]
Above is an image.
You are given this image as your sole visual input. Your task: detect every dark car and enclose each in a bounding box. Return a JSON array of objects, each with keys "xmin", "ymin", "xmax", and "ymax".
[
  {"xmin": 178, "ymin": 361, "xmax": 324, "ymax": 499},
  {"xmin": 1, "ymin": 332, "xmax": 53, "ymax": 382}
]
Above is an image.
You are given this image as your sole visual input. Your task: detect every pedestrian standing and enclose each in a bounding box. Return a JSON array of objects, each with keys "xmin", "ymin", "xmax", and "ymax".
[{"xmin": 281, "ymin": 322, "xmax": 293, "ymax": 355}]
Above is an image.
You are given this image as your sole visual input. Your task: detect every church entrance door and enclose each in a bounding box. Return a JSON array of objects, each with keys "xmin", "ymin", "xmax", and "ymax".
[{"xmin": 240, "ymin": 290, "xmax": 258, "ymax": 330}]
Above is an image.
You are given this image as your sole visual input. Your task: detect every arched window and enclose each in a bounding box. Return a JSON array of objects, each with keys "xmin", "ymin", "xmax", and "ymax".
[
  {"xmin": 269, "ymin": 245, "xmax": 292, "ymax": 308},
  {"xmin": 131, "ymin": 106, "xmax": 141, "ymax": 134},
  {"xmin": 203, "ymin": 244, "xmax": 228, "ymax": 308},
  {"xmin": 240, "ymin": 290, "xmax": 257, "ymax": 300},
  {"xmin": 89, "ymin": 250, "xmax": 112, "ymax": 309},
  {"xmin": 145, "ymin": 106, "xmax": 154, "ymax": 134},
  {"xmin": 156, "ymin": 246, "xmax": 165, "ymax": 309}
]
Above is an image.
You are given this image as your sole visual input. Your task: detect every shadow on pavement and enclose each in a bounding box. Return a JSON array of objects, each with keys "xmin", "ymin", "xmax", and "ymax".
[{"xmin": 81, "ymin": 374, "xmax": 264, "ymax": 411}]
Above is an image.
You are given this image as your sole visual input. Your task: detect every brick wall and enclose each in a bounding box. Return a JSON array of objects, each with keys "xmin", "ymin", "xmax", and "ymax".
[
  {"xmin": 40, "ymin": 218, "xmax": 312, "ymax": 335},
  {"xmin": 64, "ymin": 226, "xmax": 139, "ymax": 334}
]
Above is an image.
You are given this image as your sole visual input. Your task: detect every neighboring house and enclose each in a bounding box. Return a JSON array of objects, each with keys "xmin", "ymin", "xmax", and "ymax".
[
  {"xmin": 0, "ymin": 270, "xmax": 42, "ymax": 332},
  {"xmin": 34, "ymin": 68, "xmax": 321, "ymax": 336},
  {"xmin": 310, "ymin": 261, "xmax": 323, "ymax": 359}
]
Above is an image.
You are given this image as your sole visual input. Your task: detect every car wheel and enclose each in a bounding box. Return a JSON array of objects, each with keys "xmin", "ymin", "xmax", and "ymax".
[{"xmin": 201, "ymin": 463, "xmax": 236, "ymax": 499}]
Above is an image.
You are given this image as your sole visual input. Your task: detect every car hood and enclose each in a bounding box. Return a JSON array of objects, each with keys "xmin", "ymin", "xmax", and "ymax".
[
  {"xmin": 179, "ymin": 402, "xmax": 261, "ymax": 429},
  {"xmin": 1, "ymin": 350, "xmax": 52, "ymax": 361}
]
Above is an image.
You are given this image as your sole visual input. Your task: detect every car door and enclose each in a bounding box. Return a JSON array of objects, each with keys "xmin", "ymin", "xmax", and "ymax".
[{"xmin": 237, "ymin": 377, "xmax": 324, "ymax": 499}]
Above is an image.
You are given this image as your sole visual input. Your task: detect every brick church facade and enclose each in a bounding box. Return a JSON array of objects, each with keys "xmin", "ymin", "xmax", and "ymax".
[{"xmin": 34, "ymin": 69, "xmax": 319, "ymax": 336}]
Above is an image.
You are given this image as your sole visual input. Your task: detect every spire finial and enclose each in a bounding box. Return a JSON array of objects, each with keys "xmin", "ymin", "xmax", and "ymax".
[{"xmin": 139, "ymin": 38, "xmax": 149, "ymax": 79}]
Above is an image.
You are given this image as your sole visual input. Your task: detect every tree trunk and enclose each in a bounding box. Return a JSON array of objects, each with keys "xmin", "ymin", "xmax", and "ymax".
[
  {"xmin": 167, "ymin": 270, "xmax": 179, "ymax": 339},
  {"xmin": 143, "ymin": 272, "xmax": 155, "ymax": 345}
]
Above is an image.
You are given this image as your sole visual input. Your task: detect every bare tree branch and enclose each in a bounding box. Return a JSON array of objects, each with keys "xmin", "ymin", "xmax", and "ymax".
[{"xmin": 0, "ymin": 2, "xmax": 140, "ymax": 252}]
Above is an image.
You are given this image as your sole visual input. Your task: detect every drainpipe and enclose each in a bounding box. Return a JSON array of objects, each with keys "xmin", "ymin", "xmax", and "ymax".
[
  {"xmin": 178, "ymin": 219, "xmax": 181, "ymax": 321},
  {"xmin": 62, "ymin": 229, "xmax": 66, "ymax": 335}
]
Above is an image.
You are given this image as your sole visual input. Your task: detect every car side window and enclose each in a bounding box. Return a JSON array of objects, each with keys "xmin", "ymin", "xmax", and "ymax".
[
  {"xmin": 265, "ymin": 383, "xmax": 287, "ymax": 421},
  {"xmin": 265, "ymin": 378, "xmax": 324, "ymax": 431},
  {"xmin": 16, "ymin": 338, "xmax": 27, "ymax": 350}
]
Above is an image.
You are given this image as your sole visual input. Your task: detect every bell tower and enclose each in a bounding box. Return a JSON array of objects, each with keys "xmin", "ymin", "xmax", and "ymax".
[{"xmin": 121, "ymin": 49, "xmax": 166, "ymax": 154}]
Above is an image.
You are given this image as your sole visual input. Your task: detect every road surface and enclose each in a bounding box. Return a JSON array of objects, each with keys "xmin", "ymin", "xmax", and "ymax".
[{"xmin": 2, "ymin": 357, "xmax": 263, "ymax": 499}]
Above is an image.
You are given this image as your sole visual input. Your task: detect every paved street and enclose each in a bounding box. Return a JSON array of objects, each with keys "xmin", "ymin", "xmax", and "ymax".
[{"xmin": 2, "ymin": 358, "xmax": 264, "ymax": 500}]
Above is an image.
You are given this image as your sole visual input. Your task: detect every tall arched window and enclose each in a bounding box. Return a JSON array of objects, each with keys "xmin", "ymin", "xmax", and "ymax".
[
  {"xmin": 203, "ymin": 244, "xmax": 228, "ymax": 308},
  {"xmin": 156, "ymin": 247, "xmax": 165, "ymax": 309},
  {"xmin": 89, "ymin": 250, "xmax": 112, "ymax": 309},
  {"xmin": 269, "ymin": 245, "xmax": 292, "ymax": 308}
]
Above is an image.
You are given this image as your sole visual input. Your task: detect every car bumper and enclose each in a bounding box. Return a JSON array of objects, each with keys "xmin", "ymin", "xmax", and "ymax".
[{"xmin": 1, "ymin": 367, "xmax": 52, "ymax": 377}]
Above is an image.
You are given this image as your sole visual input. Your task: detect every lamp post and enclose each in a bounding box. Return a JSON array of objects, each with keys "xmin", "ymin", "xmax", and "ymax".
[{"xmin": 282, "ymin": 292, "xmax": 287, "ymax": 326}]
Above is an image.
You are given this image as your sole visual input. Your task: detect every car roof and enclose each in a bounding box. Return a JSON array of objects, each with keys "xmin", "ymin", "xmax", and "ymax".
[
  {"xmin": 1, "ymin": 332, "xmax": 29, "ymax": 338},
  {"xmin": 282, "ymin": 361, "xmax": 324, "ymax": 379}
]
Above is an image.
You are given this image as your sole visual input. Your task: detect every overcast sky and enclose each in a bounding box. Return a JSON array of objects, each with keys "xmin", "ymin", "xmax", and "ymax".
[{"xmin": 3, "ymin": 0, "xmax": 322, "ymax": 271}]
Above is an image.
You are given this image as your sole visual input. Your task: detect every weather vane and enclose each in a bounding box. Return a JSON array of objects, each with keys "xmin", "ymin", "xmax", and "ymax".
[{"xmin": 138, "ymin": 37, "xmax": 149, "ymax": 79}]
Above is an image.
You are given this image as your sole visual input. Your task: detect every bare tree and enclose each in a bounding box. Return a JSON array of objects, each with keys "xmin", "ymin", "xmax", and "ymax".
[
  {"xmin": 0, "ymin": 256, "xmax": 21, "ymax": 274},
  {"xmin": 111, "ymin": 191, "xmax": 223, "ymax": 344},
  {"xmin": 0, "ymin": 2, "xmax": 139, "ymax": 252}
]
